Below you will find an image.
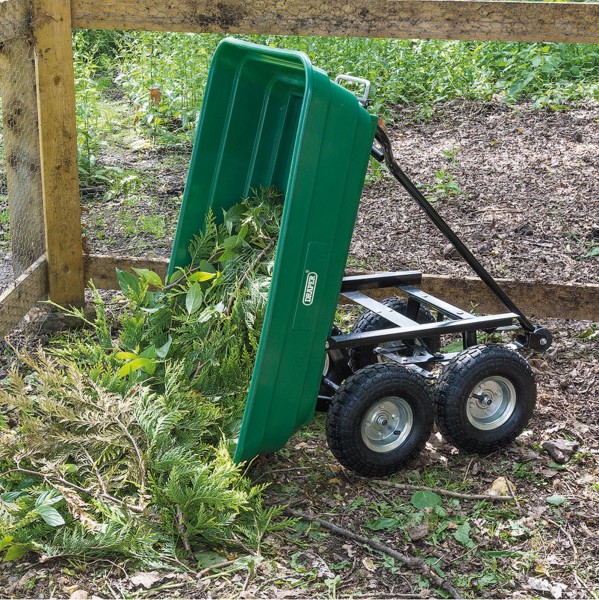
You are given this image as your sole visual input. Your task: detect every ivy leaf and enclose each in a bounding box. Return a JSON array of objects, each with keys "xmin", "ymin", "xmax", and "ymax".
[
  {"xmin": 411, "ymin": 490, "xmax": 442, "ymax": 509},
  {"xmin": 186, "ymin": 283, "xmax": 204, "ymax": 315},
  {"xmin": 35, "ymin": 505, "xmax": 65, "ymax": 527}
]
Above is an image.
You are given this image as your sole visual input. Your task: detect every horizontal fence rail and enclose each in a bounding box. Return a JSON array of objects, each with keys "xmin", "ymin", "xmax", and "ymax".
[
  {"xmin": 71, "ymin": 0, "xmax": 599, "ymax": 44},
  {"xmin": 84, "ymin": 255, "xmax": 599, "ymax": 322}
]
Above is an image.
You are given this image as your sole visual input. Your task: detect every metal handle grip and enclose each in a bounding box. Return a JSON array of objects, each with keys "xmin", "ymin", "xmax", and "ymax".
[{"xmin": 334, "ymin": 75, "xmax": 371, "ymax": 106}]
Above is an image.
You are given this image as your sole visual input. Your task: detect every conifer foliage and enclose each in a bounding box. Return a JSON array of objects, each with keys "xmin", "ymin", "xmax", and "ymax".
[{"xmin": 0, "ymin": 187, "xmax": 292, "ymax": 565}]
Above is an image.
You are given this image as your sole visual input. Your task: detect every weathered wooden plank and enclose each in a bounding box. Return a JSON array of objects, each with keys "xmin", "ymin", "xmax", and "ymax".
[
  {"xmin": 71, "ymin": 0, "xmax": 599, "ymax": 44},
  {"xmin": 0, "ymin": 0, "xmax": 30, "ymax": 43},
  {"xmin": 84, "ymin": 254, "xmax": 169, "ymax": 290},
  {"xmin": 419, "ymin": 275, "xmax": 599, "ymax": 322},
  {"xmin": 85, "ymin": 255, "xmax": 599, "ymax": 321},
  {"xmin": 361, "ymin": 275, "xmax": 599, "ymax": 322},
  {"xmin": 0, "ymin": 254, "xmax": 47, "ymax": 338},
  {"xmin": 0, "ymin": 32, "xmax": 45, "ymax": 277},
  {"xmin": 32, "ymin": 0, "xmax": 85, "ymax": 307}
]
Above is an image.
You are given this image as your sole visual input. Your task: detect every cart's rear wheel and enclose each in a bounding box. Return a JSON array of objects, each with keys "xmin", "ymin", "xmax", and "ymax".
[
  {"xmin": 326, "ymin": 363, "xmax": 433, "ymax": 477},
  {"xmin": 434, "ymin": 344, "xmax": 536, "ymax": 454},
  {"xmin": 349, "ymin": 297, "xmax": 440, "ymax": 371}
]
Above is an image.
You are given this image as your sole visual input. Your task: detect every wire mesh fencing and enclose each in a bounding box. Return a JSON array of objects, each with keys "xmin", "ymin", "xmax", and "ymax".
[{"xmin": 0, "ymin": 28, "xmax": 45, "ymax": 296}]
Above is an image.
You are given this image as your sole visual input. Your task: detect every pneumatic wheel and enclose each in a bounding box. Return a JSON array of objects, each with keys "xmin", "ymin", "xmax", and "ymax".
[
  {"xmin": 433, "ymin": 345, "xmax": 536, "ymax": 454},
  {"xmin": 349, "ymin": 297, "xmax": 440, "ymax": 371},
  {"xmin": 326, "ymin": 363, "xmax": 434, "ymax": 477}
]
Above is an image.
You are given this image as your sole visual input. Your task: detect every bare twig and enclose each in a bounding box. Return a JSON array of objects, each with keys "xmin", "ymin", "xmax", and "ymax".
[
  {"xmin": 175, "ymin": 506, "xmax": 192, "ymax": 553},
  {"xmin": 196, "ymin": 559, "xmax": 243, "ymax": 579},
  {"xmin": 370, "ymin": 478, "xmax": 513, "ymax": 502},
  {"xmin": 0, "ymin": 468, "xmax": 144, "ymax": 514},
  {"xmin": 285, "ymin": 508, "xmax": 461, "ymax": 599},
  {"xmin": 544, "ymin": 517, "xmax": 592, "ymax": 595},
  {"xmin": 81, "ymin": 446, "xmax": 108, "ymax": 495}
]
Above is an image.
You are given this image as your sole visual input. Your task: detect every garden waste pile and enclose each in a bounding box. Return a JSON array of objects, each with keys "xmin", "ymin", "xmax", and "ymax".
[{"xmin": 0, "ymin": 187, "xmax": 290, "ymax": 565}]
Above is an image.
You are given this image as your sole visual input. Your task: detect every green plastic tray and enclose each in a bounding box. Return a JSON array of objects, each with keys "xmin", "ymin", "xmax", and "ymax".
[{"xmin": 168, "ymin": 38, "xmax": 377, "ymax": 462}]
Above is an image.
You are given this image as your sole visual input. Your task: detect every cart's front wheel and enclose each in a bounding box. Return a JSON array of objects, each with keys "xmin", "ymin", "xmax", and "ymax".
[
  {"xmin": 434, "ymin": 345, "xmax": 536, "ymax": 454},
  {"xmin": 326, "ymin": 363, "xmax": 433, "ymax": 477}
]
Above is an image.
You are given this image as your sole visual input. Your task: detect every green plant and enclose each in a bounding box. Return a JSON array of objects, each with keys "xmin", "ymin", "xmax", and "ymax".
[
  {"xmin": 0, "ymin": 187, "xmax": 289, "ymax": 566},
  {"xmin": 426, "ymin": 168, "xmax": 465, "ymax": 203}
]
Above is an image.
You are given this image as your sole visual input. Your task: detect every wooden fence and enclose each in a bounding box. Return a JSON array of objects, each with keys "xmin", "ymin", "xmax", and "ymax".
[{"xmin": 0, "ymin": 0, "xmax": 598, "ymax": 336}]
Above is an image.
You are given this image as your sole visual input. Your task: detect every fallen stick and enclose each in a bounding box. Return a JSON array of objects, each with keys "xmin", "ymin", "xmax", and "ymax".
[
  {"xmin": 369, "ymin": 478, "xmax": 513, "ymax": 502},
  {"xmin": 285, "ymin": 508, "xmax": 462, "ymax": 599}
]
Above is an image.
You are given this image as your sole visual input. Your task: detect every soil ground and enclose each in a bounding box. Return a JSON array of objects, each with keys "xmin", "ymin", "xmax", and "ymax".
[{"xmin": 0, "ymin": 101, "xmax": 597, "ymax": 598}]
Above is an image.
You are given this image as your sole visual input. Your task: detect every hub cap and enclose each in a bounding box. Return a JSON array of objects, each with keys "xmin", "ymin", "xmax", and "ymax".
[
  {"xmin": 466, "ymin": 376, "xmax": 516, "ymax": 430},
  {"xmin": 361, "ymin": 396, "xmax": 413, "ymax": 453}
]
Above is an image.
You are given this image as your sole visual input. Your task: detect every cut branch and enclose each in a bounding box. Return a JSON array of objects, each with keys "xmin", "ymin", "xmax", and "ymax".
[
  {"xmin": 286, "ymin": 508, "xmax": 461, "ymax": 599},
  {"xmin": 370, "ymin": 478, "xmax": 513, "ymax": 502},
  {"xmin": 0, "ymin": 467, "xmax": 145, "ymax": 514}
]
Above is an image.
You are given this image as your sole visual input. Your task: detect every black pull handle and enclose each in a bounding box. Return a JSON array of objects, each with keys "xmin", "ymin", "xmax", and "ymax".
[{"xmin": 371, "ymin": 145, "xmax": 384, "ymax": 162}]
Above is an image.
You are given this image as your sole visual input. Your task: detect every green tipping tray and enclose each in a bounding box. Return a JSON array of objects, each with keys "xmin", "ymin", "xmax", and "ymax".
[{"xmin": 168, "ymin": 38, "xmax": 377, "ymax": 462}]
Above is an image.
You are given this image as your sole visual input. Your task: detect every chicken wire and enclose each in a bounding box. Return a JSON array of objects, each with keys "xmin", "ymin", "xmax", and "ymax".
[{"xmin": 0, "ymin": 32, "xmax": 45, "ymax": 294}]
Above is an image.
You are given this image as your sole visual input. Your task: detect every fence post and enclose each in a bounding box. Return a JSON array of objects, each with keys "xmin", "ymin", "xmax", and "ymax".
[
  {"xmin": 0, "ymin": 0, "xmax": 45, "ymax": 278},
  {"xmin": 32, "ymin": 0, "xmax": 84, "ymax": 306}
]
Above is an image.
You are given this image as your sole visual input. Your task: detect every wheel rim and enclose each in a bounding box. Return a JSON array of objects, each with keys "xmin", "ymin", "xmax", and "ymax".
[
  {"xmin": 361, "ymin": 396, "xmax": 413, "ymax": 453},
  {"xmin": 466, "ymin": 376, "xmax": 517, "ymax": 431}
]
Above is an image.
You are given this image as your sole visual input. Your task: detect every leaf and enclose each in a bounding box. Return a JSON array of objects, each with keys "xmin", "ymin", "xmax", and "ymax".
[
  {"xmin": 116, "ymin": 351, "xmax": 138, "ymax": 361},
  {"xmin": 116, "ymin": 268, "xmax": 139, "ymax": 295},
  {"xmin": 364, "ymin": 517, "xmax": 400, "ymax": 531},
  {"xmin": 362, "ymin": 557, "xmax": 377, "ymax": 572},
  {"xmin": 410, "ymin": 490, "xmax": 442, "ymax": 509},
  {"xmin": 4, "ymin": 543, "xmax": 33, "ymax": 561},
  {"xmin": 546, "ymin": 494, "xmax": 567, "ymax": 506},
  {"xmin": 453, "ymin": 521, "xmax": 472, "ymax": 546},
  {"xmin": 130, "ymin": 571, "xmax": 163, "ymax": 589},
  {"xmin": 223, "ymin": 203, "xmax": 246, "ymax": 233},
  {"xmin": 132, "ymin": 268, "xmax": 163, "ymax": 289},
  {"xmin": 117, "ymin": 357, "xmax": 155, "ymax": 378},
  {"xmin": 195, "ymin": 550, "xmax": 226, "ymax": 568},
  {"xmin": 35, "ymin": 490, "xmax": 63, "ymax": 507},
  {"xmin": 35, "ymin": 505, "xmax": 65, "ymax": 527},
  {"xmin": 486, "ymin": 476, "xmax": 514, "ymax": 497},
  {"xmin": 0, "ymin": 536, "xmax": 13, "ymax": 551},
  {"xmin": 155, "ymin": 336, "xmax": 172, "ymax": 359},
  {"xmin": 185, "ymin": 283, "xmax": 204, "ymax": 315},
  {"xmin": 188, "ymin": 271, "xmax": 216, "ymax": 283}
]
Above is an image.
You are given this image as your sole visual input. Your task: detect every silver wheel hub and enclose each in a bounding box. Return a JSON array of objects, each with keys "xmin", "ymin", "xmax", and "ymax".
[
  {"xmin": 466, "ymin": 376, "xmax": 516, "ymax": 431},
  {"xmin": 361, "ymin": 396, "xmax": 413, "ymax": 453}
]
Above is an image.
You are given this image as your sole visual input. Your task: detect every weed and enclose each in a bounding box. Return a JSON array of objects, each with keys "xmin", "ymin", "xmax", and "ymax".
[{"xmin": 426, "ymin": 168, "xmax": 466, "ymax": 203}]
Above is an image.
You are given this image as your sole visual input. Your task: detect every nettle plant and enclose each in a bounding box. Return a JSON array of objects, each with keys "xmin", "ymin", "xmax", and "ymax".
[{"xmin": 0, "ymin": 187, "xmax": 291, "ymax": 566}]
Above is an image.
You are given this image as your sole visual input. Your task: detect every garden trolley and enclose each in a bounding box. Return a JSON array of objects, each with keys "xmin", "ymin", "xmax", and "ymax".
[{"xmin": 169, "ymin": 38, "xmax": 553, "ymax": 477}]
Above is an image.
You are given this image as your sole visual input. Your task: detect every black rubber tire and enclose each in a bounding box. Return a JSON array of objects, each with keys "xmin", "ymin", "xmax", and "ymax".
[
  {"xmin": 434, "ymin": 344, "xmax": 536, "ymax": 454},
  {"xmin": 349, "ymin": 297, "xmax": 440, "ymax": 371},
  {"xmin": 326, "ymin": 363, "xmax": 434, "ymax": 477}
]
